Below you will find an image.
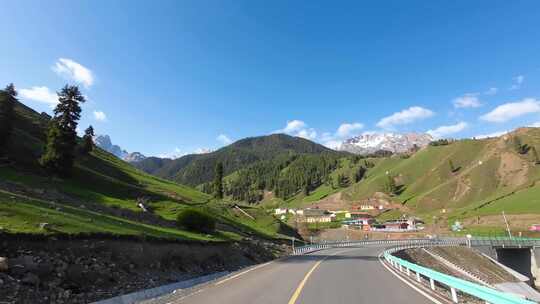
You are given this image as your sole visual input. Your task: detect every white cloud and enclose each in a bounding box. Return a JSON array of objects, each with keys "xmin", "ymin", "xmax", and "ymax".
[
  {"xmin": 509, "ymin": 75, "xmax": 524, "ymax": 90},
  {"xmin": 376, "ymin": 106, "xmax": 434, "ymax": 129},
  {"xmin": 484, "ymin": 87, "xmax": 498, "ymax": 95},
  {"xmin": 93, "ymin": 111, "xmax": 107, "ymax": 122},
  {"xmin": 453, "ymin": 94, "xmax": 482, "ymax": 108},
  {"xmin": 19, "ymin": 86, "xmax": 58, "ymax": 107},
  {"xmin": 282, "ymin": 120, "xmax": 307, "ymax": 133},
  {"xmin": 480, "ymin": 98, "xmax": 540, "ymax": 123},
  {"xmin": 53, "ymin": 58, "xmax": 94, "ymax": 87},
  {"xmin": 336, "ymin": 122, "xmax": 364, "ymax": 138},
  {"xmin": 529, "ymin": 122, "xmax": 540, "ymax": 128},
  {"xmin": 427, "ymin": 122, "xmax": 468, "ymax": 139},
  {"xmin": 217, "ymin": 134, "xmax": 232, "ymax": 145},
  {"xmin": 275, "ymin": 120, "xmax": 317, "ymax": 140},
  {"xmin": 475, "ymin": 130, "xmax": 509, "ymax": 139}
]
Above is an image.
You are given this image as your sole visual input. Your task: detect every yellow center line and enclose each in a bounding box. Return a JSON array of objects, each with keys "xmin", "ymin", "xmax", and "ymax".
[{"xmin": 287, "ymin": 249, "xmax": 354, "ymax": 304}]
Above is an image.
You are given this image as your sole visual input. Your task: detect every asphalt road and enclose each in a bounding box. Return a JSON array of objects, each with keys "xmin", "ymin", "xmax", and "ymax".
[{"xmin": 152, "ymin": 246, "xmax": 434, "ymax": 304}]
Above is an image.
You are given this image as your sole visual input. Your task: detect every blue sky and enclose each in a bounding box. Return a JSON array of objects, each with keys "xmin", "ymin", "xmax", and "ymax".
[{"xmin": 1, "ymin": 1, "xmax": 540, "ymax": 157}]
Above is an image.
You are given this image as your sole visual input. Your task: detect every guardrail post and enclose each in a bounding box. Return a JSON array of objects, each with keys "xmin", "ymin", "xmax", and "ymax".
[
  {"xmin": 430, "ymin": 278, "xmax": 435, "ymax": 290},
  {"xmin": 406, "ymin": 268, "xmax": 410, "ymax": 276},
  {"xmin": 416, "ymin": 272, "xmax": 421, "ymax": 282},
  {"xmin": 451, "ymin": 287, "xmax": 458, "ymax": 303}
]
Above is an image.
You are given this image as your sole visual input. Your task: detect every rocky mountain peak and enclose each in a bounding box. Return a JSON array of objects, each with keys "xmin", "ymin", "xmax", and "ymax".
[{"xmin": 337, "ymin": 132, "xmax": 433, "ymax": 155}]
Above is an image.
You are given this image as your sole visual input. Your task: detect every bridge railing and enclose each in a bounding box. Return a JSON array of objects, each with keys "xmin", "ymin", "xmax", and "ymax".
[
  {"xmin": 470, "ymin": 236, "xmax": 540, "ymax": 248},
  {"xmin": 384, "ymin": 248, "xmax": 535, "ymax": 304}
]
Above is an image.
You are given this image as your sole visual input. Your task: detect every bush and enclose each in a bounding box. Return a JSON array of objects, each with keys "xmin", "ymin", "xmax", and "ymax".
[{"xmin": 176, "ymin": 208, "xmax": 216, "ymax": 233}]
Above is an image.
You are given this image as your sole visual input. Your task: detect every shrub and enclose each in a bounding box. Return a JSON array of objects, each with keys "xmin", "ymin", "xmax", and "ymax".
[{"xmin": 176, "ymin": 208, "xmax": 216, "ymax": 233}]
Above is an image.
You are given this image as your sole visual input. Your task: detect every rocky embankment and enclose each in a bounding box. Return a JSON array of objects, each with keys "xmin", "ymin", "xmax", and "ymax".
[{"xmin": 0, "ymin": 234, "xmax": 288, "ymax": 304}]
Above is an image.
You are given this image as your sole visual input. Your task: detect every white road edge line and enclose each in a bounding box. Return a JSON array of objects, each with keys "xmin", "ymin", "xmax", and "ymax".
[
  {"xmin": 214, "ymin": 261, "xmax": 274, "ymax": 286},
  {"xmin": 378, "ymin": 252, "xmax": 443, "ymax": 304}
]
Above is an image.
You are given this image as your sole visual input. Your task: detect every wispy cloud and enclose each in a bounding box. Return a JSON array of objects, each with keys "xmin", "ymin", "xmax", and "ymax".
[
  {"xmin": 427, "ymin": 122, "xmax": 467, "ymax": 139},
  {"xmin": 19, "ymin": 86, "xmax": 58, "ymax": 107},
  {"xmin": 453, "ymin": 94, "xmax": 482, "ymax": 108},
  {"xmin": 376, "ymin": 106, "xmax": 434, "ymax": 129},
  {"xmin": 509, "ymin": 75, "xmax": 524, "ymax": 90},
  {"xmin": 217, "ymin": 134, "xmax": 232, "ymax": 145},
  {"xmin": 336, "ymin": 122, "xmax": 364, "ymax": 138},
  {"xmin": 93, "ymin": 110, "xmax": 107, "ymax": 122},
  {"xmin": 275, "ymin": 120, "xmax": 317, "ymax": 140},
  {"xmin": 480, "ymin": 98, "xmax": 540, "ymax": 122},
  {"xmin": 53, "ymin": 58, "xmax": 94, "ymax": 88}
]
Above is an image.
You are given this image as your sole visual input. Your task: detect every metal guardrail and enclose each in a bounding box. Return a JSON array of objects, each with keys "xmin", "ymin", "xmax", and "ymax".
[
  {"xmin": 293, "ymin": 236, "xmax": 540, "ymax": 255},
  {"xmin": 384, "ymin": 249, "xmax": 535, "ymax": 304},
  {"xmin": 292, "ymin": 238, "xmax": 466, "ymax": 255}
]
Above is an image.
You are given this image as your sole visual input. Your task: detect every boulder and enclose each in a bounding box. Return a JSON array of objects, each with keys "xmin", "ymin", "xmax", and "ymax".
[{"xmin": 0, "ymin": 257, "xmax": 7, "ymax": 272}]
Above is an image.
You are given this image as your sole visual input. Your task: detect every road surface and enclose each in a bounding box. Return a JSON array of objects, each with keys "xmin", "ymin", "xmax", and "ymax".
[{"xmin": 146, "ymin": 246, "xmax": 435, "ymax": 304}]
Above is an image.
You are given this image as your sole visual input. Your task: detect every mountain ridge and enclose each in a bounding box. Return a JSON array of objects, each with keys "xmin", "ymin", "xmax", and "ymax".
[
  {"xmin": 337, "ymin": 132, "xmax": 433, "ymax": 155},
  {"xmin": 133, "ymin": 133, "xmax": 347, "ymax": 186}
]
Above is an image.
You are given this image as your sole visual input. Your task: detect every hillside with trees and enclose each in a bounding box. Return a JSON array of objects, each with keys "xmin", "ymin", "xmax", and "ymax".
[
  {"xmin": 134, "ymin": 133, "xmax": 348, "ymax": 186},
  {"xmin": 0, "ymin": 84, "xmax": 295, "ymax": 241}
]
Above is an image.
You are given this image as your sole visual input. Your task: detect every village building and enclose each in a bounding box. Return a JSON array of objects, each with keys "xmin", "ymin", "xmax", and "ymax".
[{"xmin": 302, "ymin": 209, "xmax": 333, "ymax": 223}]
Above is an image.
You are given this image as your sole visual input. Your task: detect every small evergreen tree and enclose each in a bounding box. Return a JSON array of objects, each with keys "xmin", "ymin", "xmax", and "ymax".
[
  {"xmin": 213, "ymin": 162, "xmax": 224, "ymax": 199},
  {"xmin": 40, "ymin": 85, "xmax": 85, "ymax": 175},
  {"xmin": 0, "ymin": 83, "xmax": 17, "ymax": 155},
  {"xmin": 337, "ymin": 174, "xmax": 350, "ymax": 188},
  {"xmin": 80, "ymin": 125, "xmax": 95, "ymax": 154},
  {"xmin": 354, "ymin": 166, "xmax": 366, "ymax": 182}
]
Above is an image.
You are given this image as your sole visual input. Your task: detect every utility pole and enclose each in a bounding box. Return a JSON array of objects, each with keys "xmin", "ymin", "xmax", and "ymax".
[{"xmin": 502, "ymin": 211, "xmax": 512, "ymax": 238}]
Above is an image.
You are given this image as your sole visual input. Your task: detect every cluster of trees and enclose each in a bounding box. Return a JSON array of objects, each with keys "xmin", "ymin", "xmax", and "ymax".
[
  {"xmin": 214, "ymin": 154, "xmax": 343, "ymax": 203},
  {"xmin": 0, "ymin": 83, "xmax": 95, "ymax": 176},
  {"xmin": 429, "ymin": 139, "xmax": 451, "ymax": 146},
  {"xmin": 0, "ymin": 84, "xmax": 17, "ymax": 156},
  {"xmin": 209, "ymin": 153, "xmax": 373, "ymax": 203}
]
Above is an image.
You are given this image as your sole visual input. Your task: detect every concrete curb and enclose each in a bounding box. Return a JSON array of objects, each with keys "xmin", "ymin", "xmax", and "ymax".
[{"xmin": 91, "ymin": 271, "xmax": 229, "ymax": 304}]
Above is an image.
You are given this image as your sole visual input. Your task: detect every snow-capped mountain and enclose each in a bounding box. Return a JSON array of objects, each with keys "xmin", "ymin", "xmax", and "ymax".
[
  {"xmin": 94, "ymin": 135, "xmax": 146, "ymax": 162},
  {"xmin": 337, "ymin": 132, "xmax": 433, "ymax": 155},
  {"xmin": 124, "ymin": 152, "xmax": 147, "ymax": 162}
]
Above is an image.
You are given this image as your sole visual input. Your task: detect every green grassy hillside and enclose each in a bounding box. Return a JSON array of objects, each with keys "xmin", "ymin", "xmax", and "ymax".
[
  {"xmin": 289, "ymin": 128, "xmax": 540, "ymax": 232},
  {"xmin": 0, "ymin": 95, "xmax": 293, "ymax": 241}
]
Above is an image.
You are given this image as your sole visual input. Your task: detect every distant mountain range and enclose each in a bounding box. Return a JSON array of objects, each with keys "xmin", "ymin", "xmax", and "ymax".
[
  {"xmin": 133, "ymin": 133, "xmax": 345, "ymax": 186},
  {"xmin": 94, "ymin": 135, "xmax": 146, "ymax": 163},
  {"xmin": 336, "ymin": 132, "xmax": 433, "ymax": 155}
]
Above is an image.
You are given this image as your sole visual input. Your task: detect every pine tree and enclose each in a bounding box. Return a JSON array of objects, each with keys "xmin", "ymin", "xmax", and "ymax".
[
  {"xmin": 40, "ymin": 85, "xmax": 85, "ymax": 175},
  {"xmin": 0, "ymin": 83, "xmax": 17, "ymax": 155},
  {"xmin": 80, "ymin": 125, "xmax": 95, "ymax": 154},
  {"xmin": 354, "ymin": 166, "xmax": 366, "ymax": 182},
  {"xmin": 213, "ymin": 162, "xmax": 224, "ymax": 199}
]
